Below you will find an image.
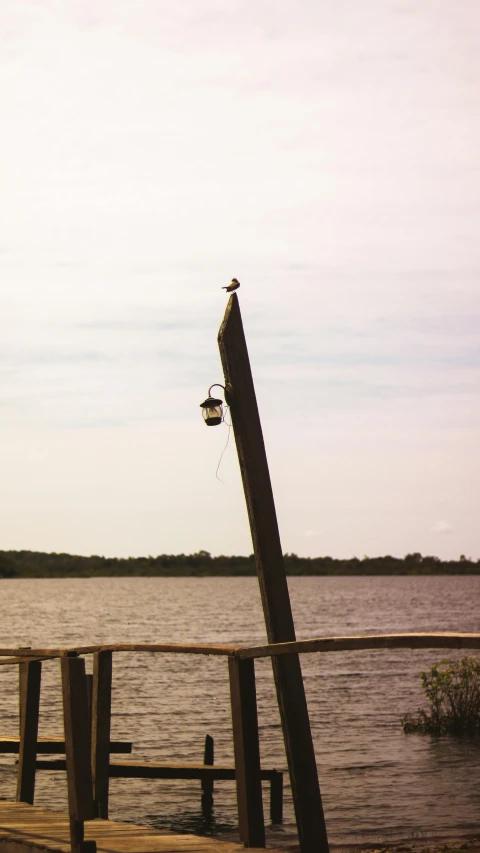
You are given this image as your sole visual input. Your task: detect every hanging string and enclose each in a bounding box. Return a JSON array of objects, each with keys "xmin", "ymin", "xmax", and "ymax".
[{"xmin": 215, "ymin": 406, "xmax": 232, "ymax": 482}]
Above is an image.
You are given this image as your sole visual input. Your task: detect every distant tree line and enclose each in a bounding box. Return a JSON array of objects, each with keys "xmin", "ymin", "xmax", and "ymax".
[{"xmin": 0, "ymin": 549, "xmax": 478, "ymax": 578}]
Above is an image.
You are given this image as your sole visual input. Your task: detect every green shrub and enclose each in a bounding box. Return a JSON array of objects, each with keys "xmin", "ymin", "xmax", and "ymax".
[{"xmin": 402, "ymin": 656, "xmax": 480, "ymax": 736}]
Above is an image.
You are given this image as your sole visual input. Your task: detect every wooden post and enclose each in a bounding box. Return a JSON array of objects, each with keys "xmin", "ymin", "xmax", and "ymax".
[
  {"xmin": 218, "ymin": 294, "xmax": 329, "ymax": 853},
  {"xmin": 61, "ymin": 656, "xmax": 96, "ymax": 853},
  {"xmin": 228, "ymin": 656, "xmax": 265, "ymax": 848},
  {"xmin": 270, "ymin": 771, "xmax": 283, "ymax": 824},
  {"xmin": 16, "ymin": 661, "xmax": 42, "ymax": 804},
  {"xmin": 86, "ymin": 674, "xmax": 93, "ymax": 733},
  {"xmin": 201, "ymin": 734, "xmax": 214, "ymax": 818},
  {"xmin": 91, "ymin": 651, "xmax": 112, "ymax": 819},
  {"xmin": 18, "ymin": 647, "xmax": 32, "ymax": 737}
]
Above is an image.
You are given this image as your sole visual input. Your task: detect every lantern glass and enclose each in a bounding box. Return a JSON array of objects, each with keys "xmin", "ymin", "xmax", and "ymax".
[
  {"xmin": 200, "ymin": 396, "xmax": 223, "ymax": 426},
  {"xmin": 202, "ymin": 405, "xmax": 223, "ymax": 426}
]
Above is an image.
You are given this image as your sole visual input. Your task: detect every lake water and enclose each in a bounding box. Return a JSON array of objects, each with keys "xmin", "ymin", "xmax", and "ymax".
[{"xmin": 0, "ymin": 575, "xmax": 479, "ymax": 847}]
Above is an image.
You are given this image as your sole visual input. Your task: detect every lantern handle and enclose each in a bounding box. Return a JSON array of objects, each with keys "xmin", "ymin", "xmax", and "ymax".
[
  {"xmin": 208, "ymin": 383, "xmax": 233, "ymax": 403},
  {"xmin": 208, "ymin": 383, "xmax": 225, "ymax": 397}
]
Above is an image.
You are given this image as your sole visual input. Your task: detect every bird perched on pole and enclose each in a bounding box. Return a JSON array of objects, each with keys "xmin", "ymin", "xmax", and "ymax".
[{"xmin": 222, "ymin": 278, "xmax": 240, "ymax": 292}]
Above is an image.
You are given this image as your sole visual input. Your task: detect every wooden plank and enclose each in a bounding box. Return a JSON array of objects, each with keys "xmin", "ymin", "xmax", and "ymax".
[
  {"xmin": 108, "ymin": 762, "xmax": 243, "ymax": 780},
  {"xmin": 228, "ymin": 657, "xmax": 265, "ymax": 848},
  {"xmin": 201, "ymin": 734, "xmax": 214, "ymax": 817},
  {"xmin": 0, "ymin": 737, "xmax": 131, "ymax": 754},
  {"xmin": 16, "ymin": 661, "xmax": 42, "ymax": 805},
  {"xmin": 218, "ymin": 293, "xmax": 329, "ymax": 853},
  {"xmin": 0, "ymin": 800, "xmax": 286, "ymax": 853},
  {"xmin": 0, "ymin": 643, "xmax": 236, "ymax": 658},
  {"xmin": 34, "ymin": 759, "xmax": 281, "ymax": 782},
  {"xmin": 236, "ymin": 632, "xmax": 480, "ymax": 659},
  {"xmin": 61, "ymin": 657, "xmax": 95, "ymax": 825},
  {"xmin": 0, "ymin": 650, "xmax": 67, "ymax": 658},
  {"xmin": 91, "ymin": 652, "xmax": 112, "ymax": 819},
  {"xmin": 1, "ymin": 633, "xmax": 479, "ymax": 662},
  {"xmin": 71, "ymin": 643, "xmax": 237, "ymax": 656}
]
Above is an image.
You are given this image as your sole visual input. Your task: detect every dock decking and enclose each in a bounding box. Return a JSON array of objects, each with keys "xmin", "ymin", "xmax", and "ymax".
[{"xmin": 0, "ymin": 802, "xmax": 276, "ymax": 853}]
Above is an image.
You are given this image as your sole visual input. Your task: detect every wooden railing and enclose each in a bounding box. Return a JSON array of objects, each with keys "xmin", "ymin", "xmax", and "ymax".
[{"xmin": 1, "ymin": 633, "xmax": 479, "ymax": 853}]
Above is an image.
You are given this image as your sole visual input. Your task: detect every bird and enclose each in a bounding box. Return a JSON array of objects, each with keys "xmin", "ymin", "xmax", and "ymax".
[{"xmin": 222, "ymin": 278, "xmax": 240, "ymax": 292}]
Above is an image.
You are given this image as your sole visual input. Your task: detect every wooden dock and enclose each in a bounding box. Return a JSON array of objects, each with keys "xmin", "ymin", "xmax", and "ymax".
[
  {"xmin": 2, "ymin": 296, "xmax": 480, "ymax": 853},
  {"xmin": 0, "ymin": 802, "xmax": 277, "ymax": 853},
  {"xmin": 1, "ymin": 635, "xmax": 479, "ymax": 853}
]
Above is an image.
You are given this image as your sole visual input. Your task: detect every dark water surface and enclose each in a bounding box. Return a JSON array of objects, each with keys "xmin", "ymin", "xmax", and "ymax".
[{"xmin": 0, "ymin": 576, "xmax": 479, "ymax": 845}]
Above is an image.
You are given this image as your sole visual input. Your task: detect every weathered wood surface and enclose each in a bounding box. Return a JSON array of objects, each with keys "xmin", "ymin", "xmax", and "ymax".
[
  {"xmin": 61, "ymin": 657, "xmax": 95, "ymax": 823},
  {"xmin": 0, "ymin": 657, "xmax": 51, "ymax": 667},
  {"xmin": 228, "ymin": 658, "xmax": 264, "ymax": 848},
  {"xmin": 2, "ymin": 633, "xmax": 478, "ymax": 663},
  {"xmin": 34, "ymin": 759, "xmax": 284, "ymax": 828},
  {"xmin": 0, "ymin": 644, "xmax": 236, "ymax": 658},
  {"xmin": 16, "ymin": 662, "xmax": 42, "ymax": 805},
  {"xmin": 218, "ymin": 295, "xmax": 296, "ymax": 647},
  {"xmin": 91, "ymin": 652, "xmax": 112, "ymax": 819},
  {"xmin": 0, "ymin": 801, "xmax": 280, "ymax": 853},
  {"xmin": 236, "ymin": 632, "xmax": 480, "ymax": 659},
  {"xmin": 0, "ymin": 737, "xmax": 131, "ymax": 754},
  {"xmin": 218, "ymin": 293, "xmax": 329, "ymax": 853},
  {"xmin": 34, "ymin": 758, "xmax": 282, "ymax": 782}
]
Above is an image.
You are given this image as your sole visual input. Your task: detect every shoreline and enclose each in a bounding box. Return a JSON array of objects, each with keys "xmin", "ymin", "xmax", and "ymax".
[
  {"xmin": 277, "ymin": 833, "xmax": 480, "ymax": 853},
  {"xmin": 1, "ymin": 549, "xmax": 479, "ymax": 579},
  {"xmin": 336, "ymin": 834, "xmax": 480, "ymax": 853}
]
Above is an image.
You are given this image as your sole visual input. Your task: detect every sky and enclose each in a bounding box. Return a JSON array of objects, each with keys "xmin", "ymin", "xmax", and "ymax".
[{"xmin": 1, "ymin": 0, "xmax": 479, "ymax": 560}]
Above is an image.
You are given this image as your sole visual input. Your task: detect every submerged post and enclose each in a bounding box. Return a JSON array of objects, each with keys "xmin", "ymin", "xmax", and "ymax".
[
  {"xmin": 218, "ymin": 293, "xmax": 329, "ymax": 853},
  {"xmin": 201, "ymin": 734, "xmax": 214, "ymax": 818}
]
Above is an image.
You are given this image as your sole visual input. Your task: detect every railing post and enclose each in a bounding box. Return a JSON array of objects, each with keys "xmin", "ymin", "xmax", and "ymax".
[
  {"xmin": 228, "ymin": 656, "xmax": 265, "ymax": 848},
  {"xmin": 61, "ymin": 655, "xmax": 97, "ymax": 853},
  {"xmin": 16, "ymin": 660, "xmax": 42, "ymax": 804},
  {"xmin": 91, "ymin": 651, "xmax": 112, "ymax": 819}
]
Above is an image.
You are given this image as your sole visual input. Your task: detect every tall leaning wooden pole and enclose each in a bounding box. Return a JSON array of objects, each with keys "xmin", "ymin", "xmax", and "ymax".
[{"xmin": 218, "ymin": 294, "xmax": 329, "ymax": 853}]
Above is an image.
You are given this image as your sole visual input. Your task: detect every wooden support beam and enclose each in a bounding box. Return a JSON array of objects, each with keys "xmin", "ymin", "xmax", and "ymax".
[
  {"xmin": 91, "ymin": 651, "xmax": 112, "ymax": 819},
  {"xmin": 61, "ymin": 656, "xmax": 96, "ymax": 853},
  {"xmin": 228, "ymin": 657, "xmax": 265, "ymax": 848},
  {"xmin": 0, "ymin": 736, "xmax": 130, "ymax": 754},
  {"xmin": 35, "ymin": 758, "xmax": 282, "ymax": 783},
  {"xmin": 201, "ymin": 734, "xmax": 214, "ymax": 818},
  {"xmin": 16, "ymin": 661, "xmax": 42, "ymax": 804},
  {"xmin": 218, "ymin": 294, "xmax": 329, "ymax": 853}
]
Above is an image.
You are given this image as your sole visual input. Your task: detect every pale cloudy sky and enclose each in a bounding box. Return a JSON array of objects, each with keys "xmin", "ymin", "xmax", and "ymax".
[{"xmin": 1, "ymin": 0, "xmax": 479, "ymax": 560}]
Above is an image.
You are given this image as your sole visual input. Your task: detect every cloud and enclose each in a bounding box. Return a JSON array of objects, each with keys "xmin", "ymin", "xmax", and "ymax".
[{"xmin": 431, "ymin": 520, "xmax": 454, "ymax": 535}]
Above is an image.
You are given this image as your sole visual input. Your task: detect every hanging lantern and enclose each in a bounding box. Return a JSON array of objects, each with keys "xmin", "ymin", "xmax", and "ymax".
[{"xmin": 200, "ymin": 392, "xmax": 224, "ymax": 426}]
